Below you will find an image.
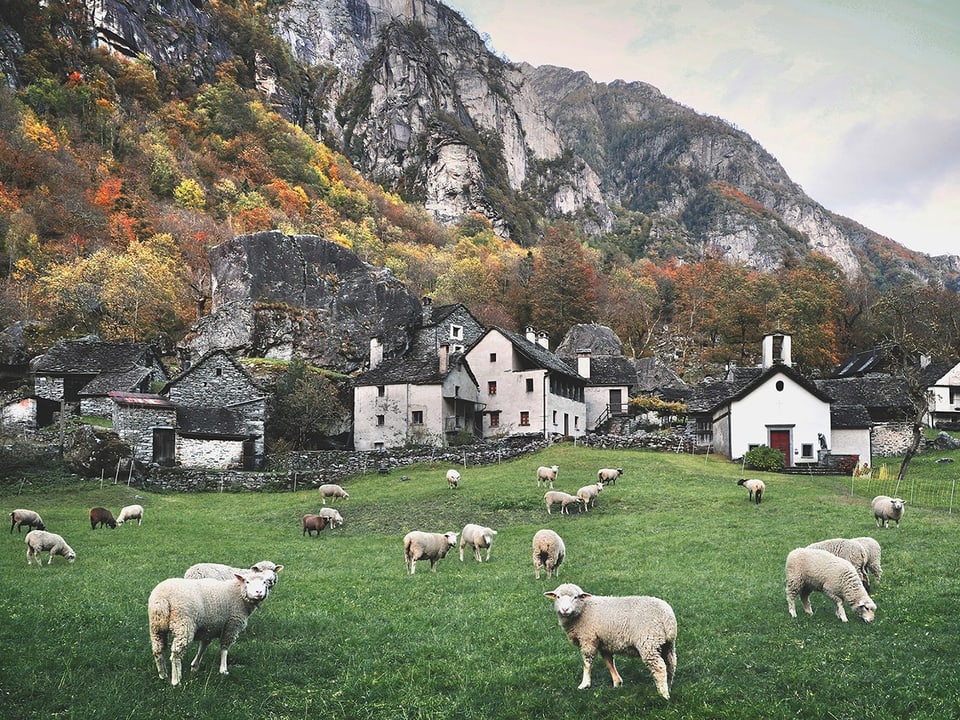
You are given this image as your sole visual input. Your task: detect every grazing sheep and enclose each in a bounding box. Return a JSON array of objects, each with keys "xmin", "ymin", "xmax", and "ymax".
[
  {"xmin": 537, "ymin": 465, "xmax": 559, "ymax": 489},
  {"xmin": 597, "ymin": 467, "xmax": 623, "ymax": 485},
  {"xmin": 318, "ymin": 484, "xmax": 349, "ymax": 505},
  {"xmin": 736, "ymin": 478, "xmax": 765, "ymax": 504},
  {"xmin": 544, "ymin": 582, "xmax": 677, "ymax": 699},
  {"xmin": 577, "ymin": 482, "xmax": 604, "ymax": 510},
  {"xmin": 806, "ymin": 538, "xmax": 870, "ymax": 589},
  {"xmin": 544, "ymin": 490, "xmax": 583, "ymax": 515},
  {"xmin": 872, "ymin": 495, "xmax": 905, "ymax": 528},
  {"xmin": 184, "ymin": 561, "xmax": 283, "ymax": 588},
  {"xmin": 459, "ymin": 523, "xmax": 497, "ymax": 562},
  {"xmin": 89, "ymin": 506, "xmax": 117, "ymax": 529},
  {"xmin": 785, "ymin": 547, "xmax": 876, "ymax": 623},
  {"xmin": 532, "ymin": 529, "xmax": 565, "ymax": 580},
  {"xmin": 117, "ymin": 504, "xmax": 144, "ymax": 526},
  {"xmin": 24, "ymin": 530, "xmax": 76, "ymax": 566},
  {"xmin": 9, "ymin": 509, "xmax": 45, "ymax": 534},
  {"xmin": 302, "ymin": 514, "xmax": 328, "ymax": 537},
  {"xmin": 403, "ymin": 530, "xmax": 458, "ymax": 574},
  {"xmin": 148, "ymin": 569, "xmax": 273, "ymax": 685},
  {"xmin": 446, "ymin": 469, "xmax": 461, "ymax": 489},
  {"xmin": 851, "ymin": 536, "xmax": 883, "ymax": 585},
  {"xmin": 318, "ymin": 507, "xmax": 344, "ymax": 529}
]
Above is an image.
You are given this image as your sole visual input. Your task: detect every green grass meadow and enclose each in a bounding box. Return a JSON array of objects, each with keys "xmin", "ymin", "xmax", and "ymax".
[{"xmin": 2, "ymin": 445, "xmax": 960, "ymax": 719}]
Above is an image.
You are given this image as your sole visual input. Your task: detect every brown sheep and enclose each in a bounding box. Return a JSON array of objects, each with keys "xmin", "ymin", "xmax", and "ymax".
[
  {"xmin": 90, "ymin": 507, "xmax": 117, "ymax": 529},
  {"xmin": 302, "ymin": 514, "xmax": 328, "ymax": 537}
]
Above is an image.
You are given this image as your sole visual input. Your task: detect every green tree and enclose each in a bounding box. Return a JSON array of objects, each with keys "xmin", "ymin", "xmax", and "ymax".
[{"xmin": 268, "ymin": 357, "xmax": 344, "ymax": 449}]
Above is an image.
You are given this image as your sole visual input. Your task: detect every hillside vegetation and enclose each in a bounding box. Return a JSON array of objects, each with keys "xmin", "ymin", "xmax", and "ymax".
[{"xmin": 2, "ymin": 446, "xmax": 959, "ymax": 719}]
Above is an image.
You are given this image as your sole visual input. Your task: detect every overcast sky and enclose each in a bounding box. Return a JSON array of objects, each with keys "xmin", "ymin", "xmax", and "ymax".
[{"xmin": 445, "ymin": 0, "xmax": 959, "ymax": 257}]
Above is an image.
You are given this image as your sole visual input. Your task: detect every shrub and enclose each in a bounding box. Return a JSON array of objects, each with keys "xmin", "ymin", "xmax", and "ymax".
[{"xmin": 743, "ymin": 445, "xmax": 784, "ymax": 472}]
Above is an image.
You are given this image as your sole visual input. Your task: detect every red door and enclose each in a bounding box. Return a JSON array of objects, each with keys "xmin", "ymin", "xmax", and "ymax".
[{"xmin": 770, "ymin": 430, "xmax": 791, "ymax": 467}]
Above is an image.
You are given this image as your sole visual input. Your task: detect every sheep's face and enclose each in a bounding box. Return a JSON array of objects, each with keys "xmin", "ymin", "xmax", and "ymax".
[
  {"xmin": 236, "ymin": 572, "xmax": 271, "ymax": 602},
  {"xmin": 65, "ymin": 551, "xmax": 76, "ymax": 563},
  {"xmin": 854, "ymin": 599, "xmax": 876, "ymax": 623},
  {"xmin": 545, "ymin": 584, "xmax": 591, "ymax": 619},
  {"xmin": 444, "ymin": 532, "xmax": 459, "ymax": 547},
  {"xmin": 890, "ymin": 499, "xmax": 904, "ymax": 514}
]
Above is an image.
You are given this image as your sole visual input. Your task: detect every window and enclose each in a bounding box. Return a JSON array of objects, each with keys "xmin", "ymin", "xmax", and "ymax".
[
  {"xmin": 450, "ymin": 324, "xmax": 463, "ymax": 340},
  {"xmin": 575, "ymin": 417, "xmax": 579, "ymax": 429},
  {"xmin": 411, "ymin": 410, "xmax": 424, "ymax": 425},
  {"xmin": 489, "ymin": 352, "xmax": 497, "ymax": 362},
  {"xmin": 215, "ymin": 368, "xmax": 222, "ymax": 377},
  {"xmin": 376, "ymin": 415, "xmax": 385, "ymax": 426},
  {"xmin": 775, "ymin": 380, "xmax": 785, "ymax": 391},
  {"xmin": 489, "ymin": 411, "xmax": 500, "ymax": 428},
  {"xmin": 526, "ymin": 378, "xmax": 534, "ymax": 392},
  {"xmin": 520, "ymin": 411, "xmax": 530, "ymax": 426},
  {"xmin": 377, "ymin": 385, "xmax": 385, "ymax": 397},
  {"xmin": 488, "ymin": 381, "xmax": 497, "ymax": 395},
  {"xmin": 552, "ymin": 410, "xmax": 557, "ymax": 425},
  {"xmin": 801, "ymin": 443, "xmax": 814, "ymax": 458},
  {"xmin": 454, "ymin": 385, "xmax": 460, "ymax": 397},
  {"xmin": 374, "ymin": 442, "xmax": 384, "ymax": 450}
]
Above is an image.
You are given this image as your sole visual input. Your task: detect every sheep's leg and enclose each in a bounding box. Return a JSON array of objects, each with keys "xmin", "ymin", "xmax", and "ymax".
[
  {"xmin": 600, "ymin": 650, "xmax": 623, "ymax": 687},
  {"xmin": 662, "ymin": 640, "xmax": 676, "ymax": 689},
  {"xmin": 578, "ymin": 647, "xmax": 596, "ymax": 689},
  {"xmin": 828, "ymin": 594, "xmax": 849, "ymax": 622},
  {"xmin": 150, "ymin": 631, "xmax": 168, "ymax": 680},
  {"xmin": 799, "ymin": 591, "xmax": 814, "ymax": 616},
  {"xmin": 170, "ymin": 650, "xmax": 183, "ymax": 686},
  {"xmin": 218, "ymin": 644, "xmax": 231, "ymax": 675},
  {"xmin": 786, "ymin": 590, "xmax": 797, "ymax": 618},
  {"xmin": 639, "ymin": 646, "xmax": 671, "ymax": 699},
  {"xmin": 190, "ymin": 639, "xmax": 211, "ymax": 671},
  {"xmin": 475, "ymin": 546, "xmax": 483, "ymax": 563},
  {"xmin": 484, "ymin": 546, "xmax": 491, "ymax": 562}
]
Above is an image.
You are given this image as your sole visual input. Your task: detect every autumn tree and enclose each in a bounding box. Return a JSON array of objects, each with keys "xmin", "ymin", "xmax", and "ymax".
[
  {"xmin": 268, "ymin": 357, "xmax": 344, "ymax": 450},
  {"xmin": 528, "ymin": 222, "xmax": 598, "ymax": 342}
]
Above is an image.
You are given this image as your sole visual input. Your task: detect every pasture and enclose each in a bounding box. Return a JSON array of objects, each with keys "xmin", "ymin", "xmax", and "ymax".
[{"xmin": 2, "ymin": 444, "xmax": 960, "ymax": 719}]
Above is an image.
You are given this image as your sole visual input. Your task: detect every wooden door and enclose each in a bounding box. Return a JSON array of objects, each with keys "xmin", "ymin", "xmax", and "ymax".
[{"xmin": 770, "ymin": 429, "xmax": 791, "ymax": 467}]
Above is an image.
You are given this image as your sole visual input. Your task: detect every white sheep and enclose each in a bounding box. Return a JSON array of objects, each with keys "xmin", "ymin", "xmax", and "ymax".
[
  {"xmin": 785, "ymin": 547, "xmax": 876, "ymax": 623},
  {"xmin": 148, "ymin": 569, "xmax": 273, "ymax": 685},
  {"xmin": 318, "ymin": 484, "xmax": 349, "ymax": 505},
  {"xmin": 9, "ymin": 508, "xmax": 45, "ymax": 533},
  {"xmin": 544, "ymin": 582, "xmax": 677, "ymax": 699},
  {"xmin": 532, "ymin": 529, "xmax": 565, "ymax": 580},
  {"xmin": 806, "ymin": 538, "xmax": 870, "ymax": 589},
  {"xmin": 117, "ymin": 504, "xmax": 144, "ymax": 526},
  {"xmin": 851, "ymin": 536, "xmax": 883, "ymax": 585},
  {"xmin": 537, "ymin": 465, "xmax": 559, "ymax": 489},
  {"xmin": 577, "ymin": 482, "xmax": 604, "ymax": 510},
  {"xmin": 459, "ymin": 523, "xmax": 497, "ymax": 562},
  {"xmin": 184, "ymin": 561, "xmax": 284, "ymax": 589},
  {"xmin": 446, "ymin": 468, "xmax": 461, "ymax": 489},
  {"xmin": 597, "ymin": 467, "xmax": 623, "ymax": 485},
  {"xmin": 872, "ymin": 495, "xmax": 905, "ymax": 528},
  {"xmin": 736, "ymin": 478, "xmax": 765, "ymax": 504},
  {"xmin": 24, "ymin": 530, "xmax": 76, "ymax": 566},
  {"xmin": 318, "ymin": 507, "xmax": 344, "ymax": 529},
  {"xmin": 544, "ymin": 490, "xmax": 583, "ymax": 515},
  {"xmin": 403, "ymin": 530, "xmax": 458, "ymax": 574}
]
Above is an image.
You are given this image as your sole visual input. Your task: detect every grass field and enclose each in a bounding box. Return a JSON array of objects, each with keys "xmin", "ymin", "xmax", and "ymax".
[{"xmin": 2, "ymin": 444, "xmax": 959, "ymax": 719}]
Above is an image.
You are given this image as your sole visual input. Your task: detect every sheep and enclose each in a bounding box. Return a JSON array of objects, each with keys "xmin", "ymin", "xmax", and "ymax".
[
  {"xmin": 577, "ymin": 482, "xmax": 604, "ymax": 510},
  {"xmin": 148, "ymin": 569, "xmax": 274, "ymax": 685},
  {"xmin": 318, "ymin": 507, "xmax": 344, "ymax": 529},
  {"xmin": 117, "ymin": 504, "xmax": 144, "ymax": 526},
  {"xmin": 806, "ymin": 538, "xmax": 870, "ymax": 589},
  {"xmin": 24, "ymin": 530, "xmax": 76, "ymax": 566},
  {"xmin": 532, "ymin": 529, "xmax": 565, "ymax": 580},
  {"xmin": 544, "ymin": 582, "xmax": 677, "ymax": 699},
  {"xmin": 446, "ymin": 468, "xmax": 461, "ymax": 489},
  {"xmin": 459, "ymin": 523, "xmax": 497, "ymax": 562},
  {"xmin": 784, "ymin": 547, "xmax": 876, "ymax": 623},
  {"xmin": 184, "ymin": 561, "xmax": 284, "ymax": 589},
  {"xmin": 302, "ymin": 514, "xmax": 328, "ymax": 537},
  {"xmin": 89, "ymin": 506, "xmax": 117, "ymax": 529},
  {"xmin": 537, "ymin": 465, "xmax": 559, "ymax": 489},
  {"xmin": 872, "ymin": 495, "xmax": 905, "ymax": 528},
  {"xmin": 318, "ymin": 484, "xmax": 349, "ymax": 505},
  {"xmin": 544, "ymin": 490, "xmax": 583, "ymax": 515},
  {"xmin": 736, "ymin": 478, "xmax": 765, "ymax": 504},
  {"xmin": 9, "ymin": 509, "xmax": 45, "ymax": 534},
  {"xmin": 851, "ymin": 536, "xmax": 883, "ymax": 585},
  {"xmin": 597, "ymin": 467, "xmax": 623, "ymax": 485},
  {"xmin": 402, "ymin": 530, "xmax": 458, "ymax": 574}
]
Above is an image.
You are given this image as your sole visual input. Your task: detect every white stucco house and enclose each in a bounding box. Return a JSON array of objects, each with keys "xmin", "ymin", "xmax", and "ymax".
[{"xmin": 922, "ymin": 360, "xmax": 960, "ymax": 429}]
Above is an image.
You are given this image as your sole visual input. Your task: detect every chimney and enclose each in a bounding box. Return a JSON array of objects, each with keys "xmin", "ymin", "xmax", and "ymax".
[
  {"xmin": 422, "ymin": 296, "xmax": 433, "ymax": 324},
  {"xmin": 369, "ymin": 337, "xmax": 383, "ymax": 370},
  {"xmin": 762, "ymin": 332, "xmax": 792, "ymax": 369},
  {"xmin": 439, "ymin": 342, "xmax": 449, "ymax": 375},
  {"xmin": 537, "ymin": 331, "xmax": 549, "ymax": 349},
  {"xmin": 525, "ymin": 325, "xmax": 536, "ymax": 343},
  {"xmin": 577, "ymin": 349, "xmax": 591, "ymax": 379}
]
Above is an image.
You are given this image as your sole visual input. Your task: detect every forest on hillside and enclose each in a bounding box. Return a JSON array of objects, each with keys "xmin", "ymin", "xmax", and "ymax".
[{"xmin": 1, "ymin": 0, "xmax": 959, "ymax": 381}]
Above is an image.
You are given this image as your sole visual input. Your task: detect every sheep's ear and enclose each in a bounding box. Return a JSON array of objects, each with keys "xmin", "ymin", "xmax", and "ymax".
[
  {"xmin": 234, "ymin": 573, "xmax": 247, "ymax": 582},
  {"xmin": 578, "ymin": 592, "xmax": 593, "ymax": 599},
  {"xmin": 274, "ymin": 565, "xmax": 284, "ymax": 573},
  {"xmin": 544, "ymin": 592, "xmax": 558, "ymax": 600}
]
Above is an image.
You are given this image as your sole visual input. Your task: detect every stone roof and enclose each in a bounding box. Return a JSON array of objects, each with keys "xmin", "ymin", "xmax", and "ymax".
[
  {"xmin": 355, "ymin": 351, "xmax": 474, "ymax": 387},
  {"xmin": 177, "ymin": 406, "xmax": 252, "ymax": 439},
  {"xmin": 815, "ymin": 375, "xmax": 913, "ymax": 410},
  {"xmin": 831, "ymin": 404, "xmax": 872, "ymax": 429},
  {"xmin": 687, "ymin": 363, "xmax": 830, "ymax": 414},
  {"xmin": 31, "ymin": 337, "xmax": 158, "ymax": 375},
  {"xmin": 108, "ymin": 391, "xmax": 175, "ymax": 409},
  {"xmin": 80, "ymin": 367, "xmax": 154, "ymax": 396},
  {"xmin": 493, "ymin": 327, "xmax": 583, "ymax": 381}
]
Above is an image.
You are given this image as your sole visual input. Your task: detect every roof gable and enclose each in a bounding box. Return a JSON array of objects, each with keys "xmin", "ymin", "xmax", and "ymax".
[{"xmin": 481, "ymin": 327, "xmax": 583, "ymax": 381}]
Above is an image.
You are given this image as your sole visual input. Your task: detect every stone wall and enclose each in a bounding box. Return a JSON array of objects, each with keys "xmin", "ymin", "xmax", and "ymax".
[{"xmin": 871, "ymin": 421, "xmax": 920, "ymax": 457}]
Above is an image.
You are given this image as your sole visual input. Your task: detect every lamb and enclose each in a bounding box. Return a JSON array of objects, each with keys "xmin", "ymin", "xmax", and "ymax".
[
  {"xmin": 532, "ymin": 529, "xmax": 565, "ymax": 580},
  {"xmin": 318, "ymin": 483, "xmax": 349, "ymax": 505},
  {"xmin": 851, "ymin": 536, "xmax": 883, "ymax": 585},
  {"xmin": 117, "ymin": 504, "xmax": 144, "ymax": 526},
  {"xmin": 403, "ymin": 530, "xmax": 458, "ymax": 574},
  {"xmin": 544, "ymin": 582, "xmax": 677, "ymax": 699},
  {"xmin": 459, "ymin": 523, "xmax": 497, "ymax": 562},
  {"xmin": 446, "ymin": 468, "xmax": 461, "ymax": 489},
  {"xmin": 784, "ymin": 547, "xmax": 876, "ymax": 623},
  {"xmin": 577, "ymin": 482, "xmax": 604, "ymax": 510},
  {"xmin": 537, "ymin": 465, "xmax": 559, "ymax": 489},
  {"xmin": 544, "ymin": 490, "xmax": 583, "ymax": 515},
  {"xmin": 24, "ymin": 530, "xmax": 76, "ymax": 566},
  {"xmin": 318, "ymin": 507, "xmax": 344, "ymax": 529},
  {"xmin": 9, "ymin": 508, "xmax": 45, "ymax": 533},
  {"xmin": 872, "ymin": 495, "xmax": 905, "ymax": 528},
  {"xmin": 806, "ymin": 538, "xmax": 870, "ymax": 589},
  {"xmin": 597, "ymin": 467, "xmax": 623, "ymax": 485},
  {"xmin": 184, "ymin": 561, "xmax": 283, "ymax": 589},
  {"xmin": 302, "ymin": 514, "xmax": 328, "ymax": 536},
  {"xmin": 89, "ymin": 506, "xmax": 117, "ymax": 529},
  {"xmin": 148, "ymin": 569, "xmax": 273, "ymax": 685},
  {"xmin": 736, "ymin": 478, "xmax": 765, "ymax": 504}
]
